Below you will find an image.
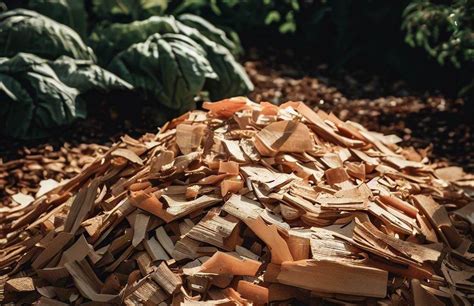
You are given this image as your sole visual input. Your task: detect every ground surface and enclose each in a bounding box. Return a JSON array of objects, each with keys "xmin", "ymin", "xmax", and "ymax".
[{"xmin": 1, "ymin": 53, "xmax": 472, "ymax": 170}]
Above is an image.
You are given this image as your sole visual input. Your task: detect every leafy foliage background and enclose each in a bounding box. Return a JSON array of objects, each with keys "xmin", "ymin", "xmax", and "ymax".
[
  {"xmin": 0, "ymin": 0, "xmax": 253, "ymax": 139},
  {"xmin": 1, "ymin": 0, "xmax": 472, "ymax": 139},
  {"xmin": 169, "ymin": 0, "xmax": 472, "ymax": 97}
]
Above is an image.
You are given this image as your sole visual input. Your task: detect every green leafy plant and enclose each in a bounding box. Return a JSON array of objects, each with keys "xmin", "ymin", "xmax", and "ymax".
[
  {"xmin": 0, "ymin": 9, "xmax": 95, "ymax": 61},
  {"xmin": 92, "ymin": 0, "xmax": 168, "ymax": 21},
  {"xmin": 0, "ymin": 53, "xmax": 131, "ymax": 138},
  {"xmin": 403, "ymin": 0, "xmax": 473, "ymax": 68},
  {"xmin": 108, "ymin": 33, "xmax": 217, "ymax": 112},
  {"xmin": 89, "ymin": 16, "xmax": 180, "ymax": 64},
  {"xmin": 175, "ymin": 20, "xmax": 253, "ymax": 100},
  {"xmin": 91, "ymin": 14, "xmax": 253, "ymax": 103},
  {"xmin": 26, "ymin": 0, "xmax": 88, "ymax": 37},
  {"xmin": 177, "ymin": 13, "xmax": 242, "ymax": 56},
  {"xmin": 171, "ymin": 0, "xmax": 300, "ymax": 34},
  {"xmin": 0, "ymin": 2, "xmax": 254, "ymax": 138}
]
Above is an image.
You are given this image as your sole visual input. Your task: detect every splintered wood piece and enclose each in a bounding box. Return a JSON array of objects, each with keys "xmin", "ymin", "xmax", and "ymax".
[
  {"xmin": 132, "ymin": 213, "xmax": 150, "ymax": 247},
  {"xmin": 184, "ymin": 209, "xmax": 239, "ymax": 250},
  {"xmin": 325, "ymin": 167, "xmax": 350, "ymax": 186},
  {"xmin": 385, "ymin": 156, "xmax": 424, "ymax": 170},
  {"xmin": 143, "ymin": 236, "xmax": 170, "ymax": 261},
  {"xmin": 124, "ymin": 278, "xmax": 168, "ymax": 305},
  {"xmin": 155, "ymin": 226, "xmax": 175, "ymax": 256},
  {"xmin": 203, "ymin": 97, "xmax": 250, "ymax": 118},
  {"xmin": 65, "ymin": 260, "xmax": 118, "ymax": 303},
  {"xmin": 176, "ymin": 124, "xmax": 207, "ymax": 155},
  {"xmin": 111, "ymin": 148, "xmax": 143, "ymax": 165},
  {"xmin": 172, "ymin": 237, "xmax": 200, "ymax": 261},
  {"xmin": 220, "ymin": 178, "xmax": 244, "ymax": 197},
  {"xmin": 236, "ymin": 281, "xmax": 301, "ymax": 304},
  {"xmin": 223, "ymin": 195, "xmax": 293, "ymax": 263},
  {"xmin": 282, "ymin": 101, "xmax": 364, "ymax": 147},
  {"xmin": 286, "ymin": 231, "xmax": 311, "ymax": 260},
  {"xmin": 184, "ymin": 251, "xmax": 262, "ymax": 276},
  {"xmin": 131, "ymin": 191, "xmax": 220, "ymax": 223},
  {"xmin": 255, "ymin": 121, "xmax": 313, "ymax": 156},
  {"xmin": 346, "ymin": 162, "xmax": 366, "ymax": 181},
  {"xmin": 150, "ymin": 150, "xmax": 175, "ymax": 173},
  {"xmin": 11, "ymin": 193, "xmax": 35, "ymax": 206},
  {"xmin": 161, "ymin": 194, "xmax": 221, "ymax": 221},
  {"xmin": 58, "ymin": 235, "xmax": 99, "ymax": 266},
  {"xmin": 245, "ymin": 217, "xmax": 294, "ymax": 264},
  {"xmin": 151, "ymin": 262, "xmax": 182, "ymax": 295},
  {"xmin": 5, "ymin": 277, "xmax": 35, "ymax": 292},
  {"xmin": 32, "ymin": 232, "xmax": 74, "ymax": 270},
  {"xmin": 236, "ymin": 281, "xmax": 268, "ymax": 304},
  {"xmin": 434, "ymin": 166, "xmax": 465, "ymax": 182},
  {"xmin": 136, "ymin": 252, "xmax": 153, "ymax": 275},
  {"xmin": 411, "ymin": 279, "xmax": 445, "ymax": 306},
  {"xmin": 222, "ymin": 194, "xmax": 263, "ymax": 220},
  {"xmin": 277, "ymin": 260, "xmax": 388, "ymax": 298},
  {"xmin": 452, "ymin": 203, "xmax": 474, "ymax": 225},
  {"xmin": 316, "ymin": 196, "xmax": 366, "ymax": 211},
  {"xmin": 354, "ymin": 217, "xmax": 441, "ymax": 264},
  {"xmin": 310, "ymin": 228, "xmax": 366, "ymax": 263},
  {"xmin": 218, "ymin": 161, "xmax": 239, "ymax": 175},
  {"xmin": 379, "ymin": 195, "xmax": 418, "ymax": 218},
  {"xmin": 64, "ymin": 179, "xmax": 99, "ymax": 234},
  {"xmin": 221, "ymin": 139, "xmax": 247, "ymax": 162},
  {"xmin": 413, "ymin": 195, "xmax": 463, "ymax": 249}
]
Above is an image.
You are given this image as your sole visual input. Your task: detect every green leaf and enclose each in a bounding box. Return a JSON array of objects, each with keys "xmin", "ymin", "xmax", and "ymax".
[
  {"xmin": 0, "ymin": 53, "xmax": 131, "ymax": 139},
  {"xmin": 176, "ymin": 22, "xmax": 253, "ymax": 101},
  {"xmin": 89, "ymin": 16, "xmax": 180, "ymax": 64},
  {"xmin": 279, "ymin": 11, "xmax": 296, "ymax": 33},
  {"xmin": 50, "ymin": 56, "xmax": 134, "ymax": 92},
  {"xmin": 27, "ymin": 0, "xmax": 88, "ymax": 38},
  {"xmin": 92, "ymin": 0, "xmax": 168, "ymax": 21},
  {"xmin": 93, "ymin": 15, "xmax": 252, "ymax": 104},
  {"xmin": 171, "ymin": 0, "xmax": 209, "ymax": 15},
  {"xmin": 0, "ymin": 9, "xmax": 95, "ymax": 61},
  {"xmin": 108, "ymin": 33, "xmax": 217, "ymax": 111},
  {"xmin": 0, "ymin": 53, "xmax": 82, "ymax": 139},
  {"xmin": 209, "ymin": 0, "xmax": 221, "ymax": 15},
  {"xmin": 265, "ymin": 10, "xmax": 281, "ymax": 25},
  {"xmin": 177, "ymin": 13, "xmax": 243, "ymax": 57}
]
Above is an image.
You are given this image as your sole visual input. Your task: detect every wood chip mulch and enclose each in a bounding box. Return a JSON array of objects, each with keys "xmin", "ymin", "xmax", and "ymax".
[{"xmin": 1, "ymin": 98, "xmax": 473, "ymax": 305}]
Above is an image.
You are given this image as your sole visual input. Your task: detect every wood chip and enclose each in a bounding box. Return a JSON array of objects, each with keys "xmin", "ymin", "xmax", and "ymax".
[
  {"xmin": 277, "ymin": 259, "xmax": 388, "ymax": 298},
  {"xmin": 111, "ymin": 148, "xmax": 144, "ymax": 165},
  {"xmin": 151, "ymin": 262, "xmax": 182, "ymax": 295}
]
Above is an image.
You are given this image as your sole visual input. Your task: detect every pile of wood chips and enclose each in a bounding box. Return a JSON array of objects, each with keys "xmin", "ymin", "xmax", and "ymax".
[
  {"xmin": 1, "ymin": 97, "xmax": 474, "ymax": 305},
  {"xmin": 0, "ymin": 143, "xmax": 106, "ymax": 207}
]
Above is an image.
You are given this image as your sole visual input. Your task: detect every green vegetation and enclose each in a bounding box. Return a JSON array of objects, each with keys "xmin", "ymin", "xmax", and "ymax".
[
  {"xmin": 0, "ymin": 53, "xmax": 132, "ymax": 138},
  {"xmin": 403, "ymin": 0, "xmax": 473, "ymax": 68},
  {"xmin": 108, "ymin": 33, "xmax": 217, "ymax": 112},
  {"xmin": 403, "ymin": 0, "xmax": 473, "ymax": 95},
  {"xmin": 0, "ymin": 1, "xmax": 252, "ymax": 139},
  {"xmin": 173, "ymin": 0, "xmax": 472, "ymax": 96},
  {"xmin": 0, "ymin": 9, "xmax": 94, "ymax": 60},
  {"xmin": 0, "ymin": 0, "xmax": 472, "ymax": 138}
]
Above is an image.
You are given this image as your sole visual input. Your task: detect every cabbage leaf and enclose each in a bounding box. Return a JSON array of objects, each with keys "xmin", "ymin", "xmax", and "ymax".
[
  {"xmin": 108, "ymin": 33, "xmax": 217, "ymax": 112},
  {"xmin": 0, "ymin": 53, "xmax": 132, "ymax": 138},
  {"xmin": 0, "ymin": 9, "xmax": 95, "ymax": 61}
]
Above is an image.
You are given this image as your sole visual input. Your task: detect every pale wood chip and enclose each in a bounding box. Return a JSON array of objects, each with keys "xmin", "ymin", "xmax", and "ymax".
[{"xmin": 111, "ymin": 148, "xmax": 143, "ymax": 165}]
